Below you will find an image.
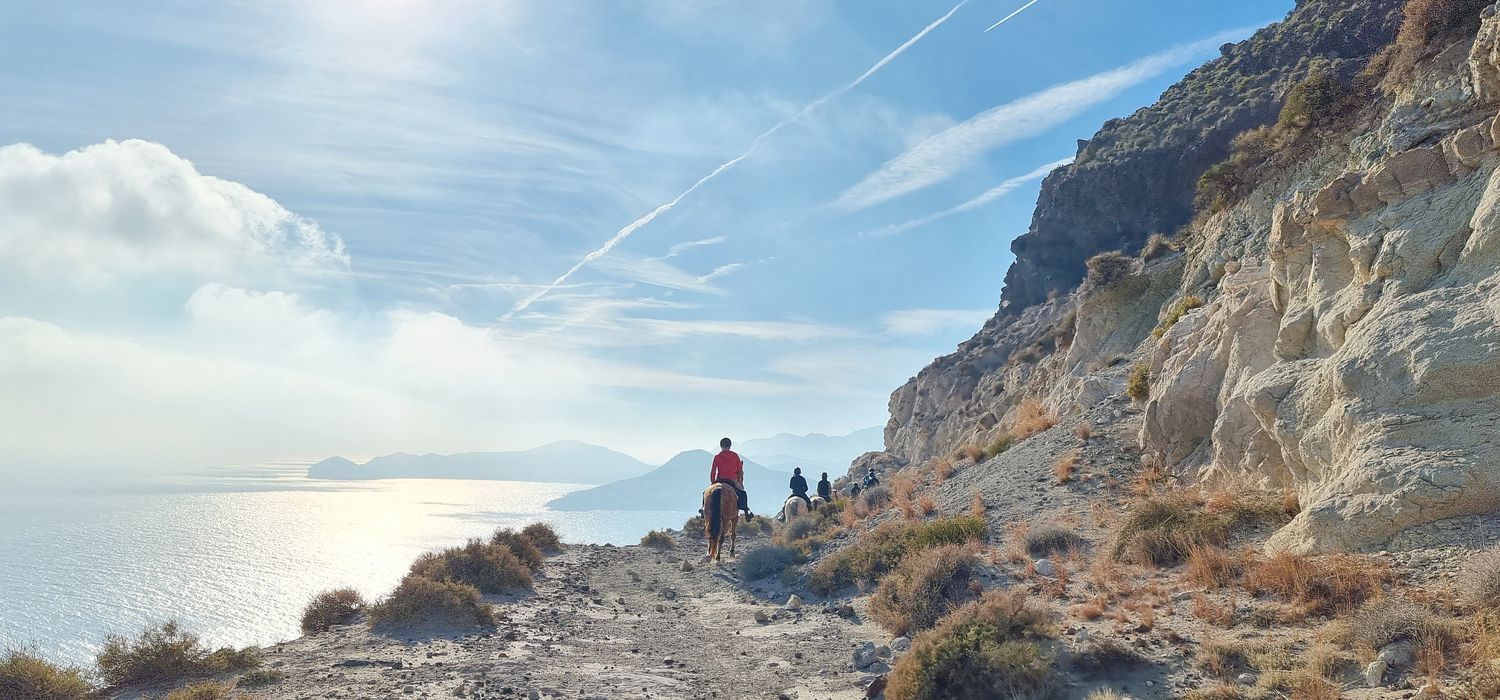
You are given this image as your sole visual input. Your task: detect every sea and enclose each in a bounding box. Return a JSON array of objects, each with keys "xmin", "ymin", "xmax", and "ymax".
[{"xmin": 0, "ymin": 463, "xmax": 693, "ymax": 666}]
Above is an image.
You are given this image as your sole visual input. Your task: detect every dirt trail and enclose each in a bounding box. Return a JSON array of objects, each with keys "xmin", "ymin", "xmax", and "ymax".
[{"xmin": 185, "ymin": 541, "xmax": 882, "ymax": 700}]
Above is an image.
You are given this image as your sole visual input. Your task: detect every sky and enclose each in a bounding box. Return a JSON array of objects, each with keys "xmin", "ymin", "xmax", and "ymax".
[{"xmin": 0, "ymin": 0, "xmax": 1293, "ymax": 476}]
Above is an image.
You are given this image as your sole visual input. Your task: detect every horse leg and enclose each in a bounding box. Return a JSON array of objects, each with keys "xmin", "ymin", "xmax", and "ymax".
[{"xmin": 729, "ymin": 519, "xmax": 737, "ymax": 557}]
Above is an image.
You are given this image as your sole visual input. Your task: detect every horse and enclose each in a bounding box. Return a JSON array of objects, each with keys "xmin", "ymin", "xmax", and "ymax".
[
  {"xmin": 703, "ymin": 482, "xmax": 739, "ymax": 563},
  {"xmin": 779, "ymin": 495, "xmax": 826, "ymax": 523}
]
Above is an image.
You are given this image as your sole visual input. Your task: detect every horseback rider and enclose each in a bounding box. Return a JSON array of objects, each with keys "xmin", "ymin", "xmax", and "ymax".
[
  {"xmin": 817, "ymin": 472, "xmax": 832, "ymax": 502},
  {"xmin": 862, "ymin": 467, "xmax": 880, "ymax": 488},
  {"xmin": 788, "ymin": 467, "xmax": 812, "ymax": 510},
  {"xmin": 710, "ymin": 437, "xmax": 753, "ymax": 521}
]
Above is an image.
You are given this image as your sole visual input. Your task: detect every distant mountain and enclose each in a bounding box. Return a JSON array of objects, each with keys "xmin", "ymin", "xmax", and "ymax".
[
  {"xmin": 737, "ymin": 427, "xmax": 882, "ymax": 467},
  {"xmin": 307, "ymin": 440, "xmax": 653, "ymax": 485},
  {"xmin": 545, "ymin": 450, "xmax": 793, "ymax": 513}
]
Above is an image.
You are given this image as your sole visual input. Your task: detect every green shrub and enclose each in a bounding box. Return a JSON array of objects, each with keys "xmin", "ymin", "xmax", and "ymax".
[
  {"xmin": 1111, "ymin": 494, "xmax": 1229, "ymax": 567},
  {"xmin": 164, "ymin": 681, "xmax": 250, "ymax": 700},
  {"xmin": 0, "ymin": 649, "xmax": 93, "ymax": 700},
  {"xmin": 490, "ymin": 528, "xmax": 545, "ymax": 571},
  {"xmin": 1125, "ymin": 364, "xmax": 1150, "ymax": 401},
  {"xmin": 1023, "ymin": 524, "xmax": 1087, "ymax": 558},
  {"xmin": 410, "ymin": 539, "xmax": 531, "ymax": 593},
  {"xmin": 236, "ymin": 668, "xmax": 285, "ymax": 687},
  {"xmin": 1154, "ymin": 295, "xmax": 1204, "ymax": 337},
  {"xmin": 369, "ymin": 575, "xmax": 495, "ymax": 627},
  {"xmin": 1085, "ymin": 251, "xmax": 1133, "ymax": 288},
  {"xmin": 885, "ymin": 591, "xmax": 1057, "ymax": 700},
  {"xmin": 870, "ymin": 545, "xmax": 979, "ymax": 635},
  {"xmin": 1276, "ymin": 65, "xmax": 1339, "ymax": 132},
  {"xmin": 95, "ymin": 620, "xmax": 258, "ymax": 688},
  {"xmin": 640, "ymin": 530, "xmax": 675, "ymax": 549},
  {"xmin": 740, "ymin": 545, "xmax": 798, "ymax": 581},
  {"xmin": 521, "ymin": 522, "xmax": 563, "ymax": 553},
  {"xmin": 811, "ymin": 516, "xmax": 987, "ymax": 594},
  {"xmin": 300, "ymin": 587, "xmax": 365, "ymax": 633}
]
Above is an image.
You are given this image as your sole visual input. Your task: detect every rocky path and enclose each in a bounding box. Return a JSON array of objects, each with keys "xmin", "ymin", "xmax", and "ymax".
[{"xmin": 206, "ymin": 542, "xmax": 882, "ymax": 700}]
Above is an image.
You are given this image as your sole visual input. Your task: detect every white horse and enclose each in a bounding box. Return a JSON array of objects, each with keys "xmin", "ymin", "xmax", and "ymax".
[{"xmin": 779, "ymin": 495, "xmax": 826, "ymax": 522}]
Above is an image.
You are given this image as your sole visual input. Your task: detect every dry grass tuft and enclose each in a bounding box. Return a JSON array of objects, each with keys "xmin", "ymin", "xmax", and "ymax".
[
  {"xmin": 410, "ymin": 539, "xmax": 532, "ymax": 593},
  {"xmin": 1054, "ymin": 449, "xmax": 1079, "ymax": 484},
  {"xmin": 300, "ymin": 588, "xmax": 366, "ymax": 633},
  {"xmin": 1460, "ymin": 546, "xmax": 1500, "ymax": 610},
  {"xmin": 932, "ymin": 457, "xmax": 956, "ymax": 484},
  {"xmin": 1024, "ymin": 523, "xmax": 1087, "ymax": 558},
  {"xmin": 969, "ymin": 493, "xmax": 986, "ymax": 518},
  {"xmin": 739, "ymin": 545, "xmax": 798, "ymax": 581},
  {"xmin": 1073, "ymin": 636, "xmax": 1148, "ymax": 673},
  {"xmin": 885, "ymin": 590, "xmax": 1056, "ymax": 700},
  {"xmin": 369, "ymin": 575, "xmax": 495, "ymax": 628},
  {"xmin": 1125, "ymin": 364, "xmax": 1150, "ymax": 401},
  {"xmin": 1186, "ymin": 545, "xmax": 1247, "ymax": 590},
  {"xmin": 957, "ymin": 443, "xmax": 985, "ymax": 463},
  {"xmin": 892, "ymin": 477, "xmax": 919, "ymax": 519},
  {"xmin": 1244, "ymin": 552, "xmax": 1390, "ymax": 617},
  {"xmin": 870, "ymin": 545, "xmax": 979, "ymax": 636},
  {"xmin": 163, "ymin": 681, "xmax": 251, "ymax": 700},
  {"xmin": 639, "ymin": 530, "xmax": 675, "ymax": 549},
  {"xmin": 1010, "ymin": 399, "xmax": 1057, "ymax": 440},
  {"xmin": 1192, "ymin": 593, "xmax": 1236, "ymax": 627},
  {"xmin": 1111, "ymin": 494, "xmax": 1228, "ymax": 567},
  {"xmin": 1346, "ymin": 599, "xmax": 1454, "ymax": 653},
  {"xmin": 1074, "ymin": 422, "xmax": 1093, "ymax": 441},
  {"xmin": 918, "ymin": 493, "xmax": 938, "ymax": 516},
  {"xmin": 0, "ymin": 648, "xmax": 93, "ymax": 700}
]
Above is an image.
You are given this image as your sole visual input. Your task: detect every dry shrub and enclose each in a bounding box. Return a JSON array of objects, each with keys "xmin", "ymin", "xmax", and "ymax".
[
  {"xmin": 639, "ymin": 530, "xmax": 675, "ymax": 549},
  {"xmin": 892, "ymin": 478, "xmax": 918, "ymax": 519},
  {"xmin": 0, "ymin": 648, "xmax": 93, "ymax": 700},
  {"xmin": 1074, "ymin": 422, "xmax": 1093, "ymax": 441},
  {"xmin": 1192, "ymin": 593, "xmax": 1236, "ymax": 627},
  {"xmin": 164, "ymin": 681, "xmax": 250, "ymax": 700},
  {"xmin": 1024, "ymin": 523, "xmax": 1087, "ymax": 558},
  {"xmin": 1287, "ymin": 676, "xmax": 1339, "ymax": 700},
  {"xmin": 1010, "ymin": 399, "xmax": 1056, "ymax": 440},
  {"xmin": 1460, "ymin": 546, "xmax": 1500, "ymax": 609},
  {"xmin": 1085, "ymin": 251, "xmax": 1133, "ymax": 288},
  {"xmin": 1073, "ymin": 637, "xmax": 1147, "ymax": 674},
  {"xmin": 490, "ymin": 528, "xmax": 544, "ymax": 571},
  {"xmin": 369, "ymin": 575, "xmax": 495, "ymax": 627},
  {"xmin": 410, "ymin": 539, "xmax": 532, "ymax": 593},
  {"xmin": 839, "ymin": 503, "xmax": 861, "ymax": 529},
  {"xmin": 1129, "ymin": 460, "xmax": 1170, "ymax": 496},
  {"xmin": 237, "ymin": 668, "xmax": 285, "ymax": 687},
  {"xmin": 885, "ymin": 591, "xmax": 1056, "ymax": 700},
  {"xmin": 1244, "ymin": 552, "xmax": 1390, "ymax": 616},
  {"xmin": 95, "ymin": 621, "xmax": 259, "ymax": 689},
  {"xmin": 739, "ymin": 545, "xmax": 797, "ymax": 581},
  {"xmin": 300, "ymin": 588, "xmax": 365, "ymax": 633},
  {"xmin": 680, "ymin": 514, "xmax": 705, "ymax": 538},
  {"xmin": 811, "ymin": 516, "xmax": 987, "ymax": 594},
  {"xmin": 1416, "ymin": 626, "xmax": 1451, "ymax": 680},
  {"xmin": 1183, "ymin": 685, "xmax": 1248, "ymax": 700},
  {"xmin": 983, "ymin": 434, "xmax": 1015, "ymax": 460},
  {"xmin": 918, "ymin": 493, "xmax": 938, "ymax": 515},
  {"xmin": 1071, "ymin": 603, "xmax": 1104, "ymax": 620},
  {"xmin": 932, "ymin": 457, "xmax": 956, "ymax": 484},
  {"xmin": 1125, "ymin": 364, "xmax": 1150, "ymax": 401},
  {"xmin": 521, "ymin": 522, "xmax": 563, "ymax": 553},
  {"xmin": 958, "ymin": 443, "xmax": 985, "ymax": 463},
  {"xmin": 1153, "ymin": 295, "xmax": 1204, "ymax": 338},
  {"xmin": 1347, "ymin": 599, "xmax": 1451, "ymax": 651},
  {"xmin": 1053, "ymin": 449, "xmax": 1079, "ymax": 484},
  {"xmin": 871, "ymin": 545, "xmax": 979, "ymax": 635},
  {"xmin": 1186, "ymin": 545, "xmax": 1247, "ymax": 589},
  {"xmin": 1197, "ymin": 638, "xmax": 1256, "ymax": 678},
  {"xmin": 1111, "ymin": 494, "xmax": 1228, "ymax": 567},
  {"xmin": 969, "ymin": 493, "xmax": 986, "ymax": 518},
  {"xmin": 1280, "ymin": 489, "xmax": 1301, "ymax": 516},
  {"xmin": 860, "ymin": 484, "xmax": 892, "ymax": 513},
  {"xmin": 1140, "ymin": 232, "xmax": 1180, "ymax": 261},
  {"xmin": 1390, "ymin": 0, "xmax": 1492, "ymax": 78}
]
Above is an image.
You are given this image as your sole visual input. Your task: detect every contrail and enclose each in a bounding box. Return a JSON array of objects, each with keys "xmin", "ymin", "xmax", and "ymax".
[
  {"xmin": 504, "ymin": 0, "xmax": 971, "ymax": 318},
  {"xmin": 986, "ymin": 0, "xmax": 1043, "ymax": 32}
]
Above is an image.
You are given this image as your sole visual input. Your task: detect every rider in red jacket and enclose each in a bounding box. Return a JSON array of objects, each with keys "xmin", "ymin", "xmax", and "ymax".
[{"xmin": 710, "ymin": 437, "xmax": 753, "ymax": 520}]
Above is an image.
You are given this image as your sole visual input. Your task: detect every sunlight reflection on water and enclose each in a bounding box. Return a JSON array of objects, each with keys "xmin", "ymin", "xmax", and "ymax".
[{"xmin": 0, "ymin": 466, "xmax": 690, "ymax": 665}]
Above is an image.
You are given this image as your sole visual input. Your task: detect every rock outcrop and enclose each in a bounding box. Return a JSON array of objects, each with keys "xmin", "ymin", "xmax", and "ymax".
[{"xmin": 882, "ymin": 0, "xmax": 1500, "ymax": 553}]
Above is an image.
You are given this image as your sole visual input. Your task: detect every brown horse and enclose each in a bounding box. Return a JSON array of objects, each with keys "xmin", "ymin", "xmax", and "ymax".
[{"xmin": 703, "ymin": 482, "xmax": 739, "ymax": 563}]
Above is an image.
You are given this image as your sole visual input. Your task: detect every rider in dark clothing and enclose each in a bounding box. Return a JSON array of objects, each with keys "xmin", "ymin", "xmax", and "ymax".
[
  {"xmin": 789, "ymin": 467, "xmax": 812, "ymax": 509},
  {"xmin": 817, "ymin": 473, "xmax": 832, "ymax": 501}
]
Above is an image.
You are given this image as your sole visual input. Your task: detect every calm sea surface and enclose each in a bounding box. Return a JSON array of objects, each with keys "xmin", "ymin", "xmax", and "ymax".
[{"xmin": 0, "ymin": 464, "xmax": 692, "ymax": 666}]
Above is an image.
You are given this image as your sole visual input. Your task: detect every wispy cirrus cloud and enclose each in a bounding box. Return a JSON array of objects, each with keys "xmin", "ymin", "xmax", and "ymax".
[
  {"xmin": 660, "ymin": 236, "xmax": 728, "ymax": 259},
  {"xmin": 881, "ymin": 308, "xmax": 994, "ymax": 336},
  {"xmin": 831, "ymin": 26, "xmax": 1257, "ymax": 212},
  {"xmin": 862, "ymin": 156, "xmax": 1073, "ymax": 238}
]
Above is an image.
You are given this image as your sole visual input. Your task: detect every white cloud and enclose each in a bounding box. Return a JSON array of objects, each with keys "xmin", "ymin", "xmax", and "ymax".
[
  {"xmin": 831, "ymin": 27, "xmax": 1256, "ymax": 211},
  {"xmin": 865, "ymin": 156, "xmax": 1073, "ymax": 238},
  {"xmin": 661, "ymin": 236, "xmax": 728, "ymax": 259},
  {"xmin": 589, "ymin": 255, "xmax": 730, "ymax": 294},
  {"xmin": 881, "ymin": 308, "xmax": 994, "ymax": 336},
  {"xmin": 0, "ymin": 140, "xmax": 348, "ymax": 288}
]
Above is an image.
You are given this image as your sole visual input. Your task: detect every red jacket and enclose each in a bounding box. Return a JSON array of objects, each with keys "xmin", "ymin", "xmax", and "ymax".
[{"xmin": 711, "ymin": 450, "xmax": 743, "ymax": 483}]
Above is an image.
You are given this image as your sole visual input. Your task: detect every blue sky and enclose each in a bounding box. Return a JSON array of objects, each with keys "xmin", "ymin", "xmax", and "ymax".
[{"xmin": 0, "ymin": 0, "xmax": 1291, "ymax": 473}]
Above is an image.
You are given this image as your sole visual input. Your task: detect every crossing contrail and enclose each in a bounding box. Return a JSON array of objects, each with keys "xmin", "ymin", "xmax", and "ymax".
[
  {"xmin": 986, "ymin": 0, "xmax": 1043, "ymax": 32},
  {"xmin": 503, "ymin": 0, "xmax": 972, "ymax": 319}
]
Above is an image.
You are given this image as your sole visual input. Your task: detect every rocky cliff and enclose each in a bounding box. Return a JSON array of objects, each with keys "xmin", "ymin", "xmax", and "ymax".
[{"xmin": 885, "ymin": 0, "xmax": 1500, "ymax": 554}]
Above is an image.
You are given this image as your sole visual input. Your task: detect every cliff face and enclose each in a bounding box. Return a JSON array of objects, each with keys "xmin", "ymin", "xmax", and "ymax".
[
  {"xmin": 885, "ymin": 0, "xmax": 1500, "ymax": 553},
  {"xmin": 1001, "ymin": 0, "xmax": 1406, "ymax": 309}
]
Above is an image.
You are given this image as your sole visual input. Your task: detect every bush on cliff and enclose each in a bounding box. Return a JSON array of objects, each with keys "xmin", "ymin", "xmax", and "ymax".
[
  {"xmin": 811, "ymin": 515, "xmax": 986, "ymax": 594},
  {"xmin": 885, "ymin": 590, "xmax": 1057, "ymax": 700},
  {"xmin": 870, "ymin": 544, "xmax": 980, "ymax": 636},
  {"xmin": 490, "ymin": 528, "xmax": 545, "ymax": 571},
  {"xmin": 1085, "ymin": 251, "xmax": 1133, "ymax": 287},
  {"xmin": 95, "ymin": 620, "xmax": 259, "ymax": 688},
  {"xmin": 521, "ymin": 522, "xmax": 564, "ymax": 553},
  {"xmin": 1391, "ymin": 0, "xmax": 1492, "ymax": 78},
  {"xmin": 410, "ymin": 539, "xmax": 532, "ymax": 593},
  {"xmin": 0, "ymin": 649, "xmax": 92, "ymax": 700},
  {"xmin": 300, "ymin": 587, "xmax": 366, "ymax": 633},
  {"xmin": 369, "ymin": 575, "xmax": 495, "ymax": 628}
]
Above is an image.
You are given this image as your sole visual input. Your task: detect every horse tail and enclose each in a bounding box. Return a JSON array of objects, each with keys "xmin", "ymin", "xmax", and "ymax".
[{"xmin": 708, "ymin": 487, "xmax": 723, "ymax": 542}]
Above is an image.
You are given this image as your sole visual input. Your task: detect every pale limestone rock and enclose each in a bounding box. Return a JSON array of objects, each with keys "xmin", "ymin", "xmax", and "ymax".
[{"xmin": 1471, "ymin": 4, "xmax": 1500, "ymax": 103}]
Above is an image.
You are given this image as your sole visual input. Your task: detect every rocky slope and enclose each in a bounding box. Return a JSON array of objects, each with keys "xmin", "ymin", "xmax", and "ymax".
[{"xmin": 885, "ymin": 0, "xmax": 1500, "ymax": 554}]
